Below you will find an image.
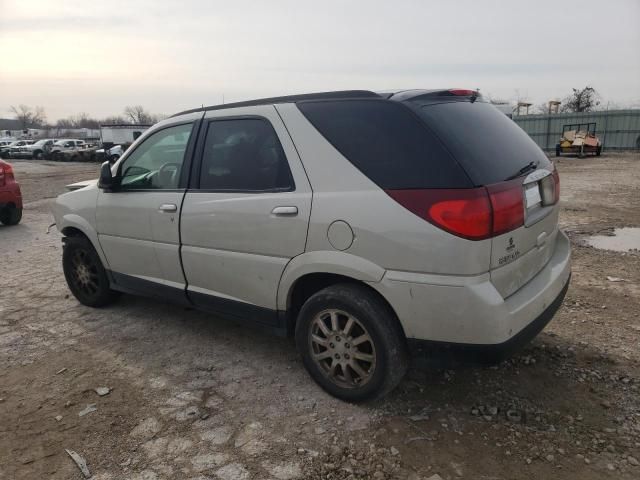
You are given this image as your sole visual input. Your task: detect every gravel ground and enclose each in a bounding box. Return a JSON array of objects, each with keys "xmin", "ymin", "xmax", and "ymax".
[{"xmin": 1, "ymin": 154, "xmax": 639, "ymax": 480}]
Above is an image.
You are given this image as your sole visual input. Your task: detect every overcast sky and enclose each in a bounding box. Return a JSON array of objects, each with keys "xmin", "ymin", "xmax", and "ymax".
[{"xmin": 1, "ymin": 0, "xmax": 639, "ymax": 122}]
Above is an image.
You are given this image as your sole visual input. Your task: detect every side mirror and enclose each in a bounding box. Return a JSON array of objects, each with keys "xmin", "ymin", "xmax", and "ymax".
[{"xmin": 98, "ymin": 161, "xmax": 116, "ymax": 190}]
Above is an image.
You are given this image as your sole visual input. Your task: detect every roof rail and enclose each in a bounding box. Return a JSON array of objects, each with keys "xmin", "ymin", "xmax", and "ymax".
[{"xmin": 171, "ymin": 90, "xmax": 380, "ymax": 117}]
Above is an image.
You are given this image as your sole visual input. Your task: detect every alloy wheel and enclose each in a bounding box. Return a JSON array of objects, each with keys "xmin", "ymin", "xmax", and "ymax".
[{"xmin": 309, "ymin": 309, "xmax": 376, "ymax": 388}]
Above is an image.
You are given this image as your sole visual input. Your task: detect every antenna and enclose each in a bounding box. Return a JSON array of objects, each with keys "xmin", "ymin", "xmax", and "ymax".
[{"xmin": 222, "ymin": 94, "xmax": 225, "ymax": 105}]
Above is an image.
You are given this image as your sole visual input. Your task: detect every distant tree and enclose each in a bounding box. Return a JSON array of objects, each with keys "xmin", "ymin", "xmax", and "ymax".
[
  {"xmin": 73, "ymin": 112, "xmax": 100, "ymax": 129},
  {"xmin": 560, "ymin": 86, "xmax": 601, "ymax": 113},
  {"xmin": 101, "ymin": 115, "xmax": 129, "ymax": 125},
  {"xmin": 9, "ymin": 105, "xmax": 47, "ymax": 129},
  {"xmin": 56, "ymin": 113, "xmax": 100, "ymax": 129},
  {"xmin": 124, "ymin": 105, "xmax": 154, "ymax": 124},
  {"xmin": 55, "ymin": 118, "xmax": 74, "ymax": 129}
]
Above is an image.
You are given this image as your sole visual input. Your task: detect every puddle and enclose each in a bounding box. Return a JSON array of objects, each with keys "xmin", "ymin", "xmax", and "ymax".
[{"xmin": 586, "ymin": 228, "xmax": 640, "ymax": 252}]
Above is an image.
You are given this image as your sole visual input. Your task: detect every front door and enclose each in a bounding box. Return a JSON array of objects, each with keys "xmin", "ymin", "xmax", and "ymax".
[
  {"xmin": 96, "ymin": 120, "xmax": 198, "ymax": 300},
  {"xmin": 180, "ymin": 106, "xmax": 312, "ymax": 325}
]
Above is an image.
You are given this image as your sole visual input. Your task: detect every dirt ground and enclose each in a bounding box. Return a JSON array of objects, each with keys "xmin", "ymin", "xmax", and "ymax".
[{"xmin": 1, "ymin": 154, "xmax": 639, "ymax": 480}]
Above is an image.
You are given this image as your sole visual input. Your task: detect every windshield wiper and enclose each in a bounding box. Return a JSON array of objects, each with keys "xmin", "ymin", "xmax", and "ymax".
[{"xmin": 506, "ymin": 161, "xmax": 538, "ymax": 180}]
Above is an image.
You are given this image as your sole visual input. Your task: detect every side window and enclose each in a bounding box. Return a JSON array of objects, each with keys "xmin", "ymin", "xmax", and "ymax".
[
  {"xmin": 199, "ymin": 118, "xmax": 294, "ymax": 191},
  {"xmin": 297, "ymin": 100, "xmax": 471, "ymax": 190},
  {"xmin": 119, "ymin": 123, "xmax": 193, "ymax": 190}
]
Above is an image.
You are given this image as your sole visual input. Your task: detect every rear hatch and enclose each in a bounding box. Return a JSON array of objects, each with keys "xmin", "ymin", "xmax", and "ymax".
[{"xmin": 409, "ymin": 93, "xmax": 560, "ymax": 298}]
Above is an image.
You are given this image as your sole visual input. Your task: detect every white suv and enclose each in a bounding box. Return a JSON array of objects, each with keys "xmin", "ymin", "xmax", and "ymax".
[{"xmin": 53, "ymin": 90, "xmax": 571, "ymax": 401}]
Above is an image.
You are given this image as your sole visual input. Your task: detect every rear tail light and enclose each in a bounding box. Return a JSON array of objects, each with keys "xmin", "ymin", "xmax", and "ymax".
[
  {"xmin": 0, "ymin": 163, "xmax": 8, "ymax": 186},
  {"xmin": 386, "ymin": 180, "xmax": 525, "ymax": 241},
  {"xmin": 487, "ymin": 179, "xmax": 525, "ymax": 236}
]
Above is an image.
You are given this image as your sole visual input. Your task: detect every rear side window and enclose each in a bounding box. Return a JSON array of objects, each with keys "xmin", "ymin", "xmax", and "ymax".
[
  {"xmin": 297, "ymin": 100, "xmax": 471, "ymax": 189},
  {"xmin": 413, "ymin": 101, "xmax": 551, "ymax": 185},
  {"xmin": 199, "ymin": 118, "xmax": 294, "ymax": 191}
]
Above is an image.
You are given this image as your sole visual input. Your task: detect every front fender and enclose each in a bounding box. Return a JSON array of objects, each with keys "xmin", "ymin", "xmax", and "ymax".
[
  {"xmin": 57, "ymin": 213, "xmax": 111, "ymax": 270},
  {"xmin": 277, "ymin": 250, "xmax": 386, "ymax": 311}
]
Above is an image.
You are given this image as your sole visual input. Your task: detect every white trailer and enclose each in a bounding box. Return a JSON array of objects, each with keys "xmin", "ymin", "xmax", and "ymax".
[{"xmin": 99, "ymin": 124, "xmax": 150, "ymax": 147}]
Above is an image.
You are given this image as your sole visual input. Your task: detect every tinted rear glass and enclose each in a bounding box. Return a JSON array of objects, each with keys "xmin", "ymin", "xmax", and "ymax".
[
  {"xmin": 413, "ymin": 100, "xmax": 550, "ymax": 185},
  {"xmin": 297, "ymin": 100, "xmax": 471, "ymax": 189}
]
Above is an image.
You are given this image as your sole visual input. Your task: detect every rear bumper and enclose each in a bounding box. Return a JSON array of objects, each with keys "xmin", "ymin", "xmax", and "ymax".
[
  {"xmin": 407, "ymin": 274, "xmax": 569, "ymax": 363},
  {"xmin": 370, "ymin": 230, "xmax": 571, "ymax": 351}
]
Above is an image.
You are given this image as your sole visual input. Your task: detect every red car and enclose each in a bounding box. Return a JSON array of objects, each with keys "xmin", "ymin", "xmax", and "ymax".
[{"xmin": 0, "ymin": 160, "xmax": 22, "ymax": 225}]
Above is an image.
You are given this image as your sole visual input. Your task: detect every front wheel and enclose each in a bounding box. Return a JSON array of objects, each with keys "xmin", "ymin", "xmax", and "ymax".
[
  {"xmin": 62, "ymin": 236, "xmax": 119, "ymax": 307},
  {"xmin": 0, "ymin": 206, "xmax": 22, "ymax": 225},
  {"xmin": 295, "ymin": 284, "xmax": 409, "ymax": 402}
]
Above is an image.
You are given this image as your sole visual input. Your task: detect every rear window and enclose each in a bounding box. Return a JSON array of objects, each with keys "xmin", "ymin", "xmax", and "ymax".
[
  {"xmin": 413, "ymin": 100, "xmax": 551, "ymax": 185},
  {"xmin": 297, "ymin": 100, "xmax": 471, "ymax": 189}
]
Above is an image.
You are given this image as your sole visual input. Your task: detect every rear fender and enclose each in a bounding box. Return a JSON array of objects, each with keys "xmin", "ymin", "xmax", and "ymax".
[{"xmin": 277, "ymin": 250, "xmax": 385, "ymax": 311}]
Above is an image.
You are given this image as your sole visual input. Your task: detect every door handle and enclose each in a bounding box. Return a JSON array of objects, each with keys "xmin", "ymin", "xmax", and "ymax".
[
  {"xmin": 159, "ymin": 203, "xmax": 177, "ymax": 213},
  {"xmin": 271, "ymin": 206, "xmax": 298, "ymax": 216}
]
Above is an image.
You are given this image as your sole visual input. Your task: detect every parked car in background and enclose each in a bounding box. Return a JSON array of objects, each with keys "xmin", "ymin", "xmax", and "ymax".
[
  {"xmin": 0, "ymin": 159, "xmax": 22, "ymax": 225},
  {"xmin": 53, "ymin": 89, "xmax": 571, "ymax": 401},
  {"xmin": 50, "ymin": 139, "xmax": 88, "ymax": 161},
  {"xmin": 27, "ymin": 138, "xmax": 56, "ymax": 159},
  {"xmin": 9, "ymin": 139, "xmax": 56, "ymax": 159},
  {"xmin": 50, "ymin": 139, "xmax": 86, "ymax": 154},
  {"xmin": 95, "ymin": 144, "xmax": 125, "ymax": 163},
  {"xmin": 0, "ymin": 140, "xmax": 30, "ymax": 158}
]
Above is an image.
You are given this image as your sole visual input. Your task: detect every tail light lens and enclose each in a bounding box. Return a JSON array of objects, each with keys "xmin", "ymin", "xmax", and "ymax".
[
  {"xmin": 0, "ymin": 162, "xmax": 8, "ymax": 186},
  {"xmin": 386, "ymin": 181, "xmax": 525, "ymax": 241},
  {"xmin": 487, "ymin": 179, "xmax": 525, "ymax": 236}
]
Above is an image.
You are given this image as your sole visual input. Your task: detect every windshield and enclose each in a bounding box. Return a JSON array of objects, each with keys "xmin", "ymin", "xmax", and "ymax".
[
  {"xmin": 33, "ymin": 140, "xmax": 47, "ymax": 146},
  {"xmin": 411, "ymin": 100, "xmax": 550, "ymax": 185}
]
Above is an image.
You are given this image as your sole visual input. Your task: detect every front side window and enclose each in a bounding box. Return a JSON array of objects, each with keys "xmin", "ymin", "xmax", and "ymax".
[
  {"xmin": 199, "ymin": 118, "xmax": 294, "ymax": 191},
  {"xmin": 119, "ymin": 123, "xmax": 193, "ymax": 190}
]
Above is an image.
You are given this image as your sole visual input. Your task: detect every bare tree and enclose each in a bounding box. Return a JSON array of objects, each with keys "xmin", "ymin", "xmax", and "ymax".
[
  {"xmin": 560, "ymin": 86, "xmax": 601, "ymax": 113},
  {"xmin": 101, "ymin": 115, "xmax": 129, "ymax": 125},
  {"xmin": 56, "ymin": 113, "xmax": 100, "ymax": 129},
  {"xmin": 9, "ymin": 105, "xmax": 47, "ymax": 129},
  {"xmin": 124, "ymin": 105, "xmax": 154, "ymax": 124}
]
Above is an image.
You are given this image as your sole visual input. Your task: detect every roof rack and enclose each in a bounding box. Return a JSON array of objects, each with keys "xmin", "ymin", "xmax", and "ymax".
[{"xmin": 171, "ymin": 90, "xmax": 380, "ymax": 117}]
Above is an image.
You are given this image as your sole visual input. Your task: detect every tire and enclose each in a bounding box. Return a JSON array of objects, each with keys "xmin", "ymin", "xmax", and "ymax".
[
  {"xmin": 295, "ymin": 283, "xmax": 409, "ymax": 402},
  {"xmin": 34, "ymin": 150, "xmax": 43, "ymax": 160},
  {"xmin": 62, "ymin": 236, "xmax": 119, "ymax": 307},
  {"xmin": 0, "ymin": 206, "xmax": 22, "ymax": 225},
  {"xmin": 555, "ymin": 144, "xmax": 561, "ymax": 157},
  {"xmin": 596, "ymin": 146, "xmax": 602, "ymax": 156}
]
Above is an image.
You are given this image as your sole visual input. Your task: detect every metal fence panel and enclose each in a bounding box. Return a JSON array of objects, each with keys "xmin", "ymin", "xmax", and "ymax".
[{"xmin": 513, "ymin": 110, "xmax": 640, "ymax": 151}]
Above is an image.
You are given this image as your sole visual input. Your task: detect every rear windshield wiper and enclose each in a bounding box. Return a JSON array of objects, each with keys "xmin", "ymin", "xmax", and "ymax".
[{"xmin": 506, "ymin": 161, "xmax": 538, "ymax": 180}]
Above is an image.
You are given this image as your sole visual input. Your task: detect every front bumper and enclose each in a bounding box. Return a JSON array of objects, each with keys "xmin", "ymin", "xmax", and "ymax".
[{"xmin": 370, "ymin": 231, "xmax": 571, "ymax": 356}]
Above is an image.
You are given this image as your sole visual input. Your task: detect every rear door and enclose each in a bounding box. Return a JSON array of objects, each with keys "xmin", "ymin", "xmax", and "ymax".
[
  {"xmin": 180, "ymin": 105, "xmax": 311, "ymax": 325},
  {"xmin": 414, "ymin": 99, "xmax": 560, "ymax": 298}
]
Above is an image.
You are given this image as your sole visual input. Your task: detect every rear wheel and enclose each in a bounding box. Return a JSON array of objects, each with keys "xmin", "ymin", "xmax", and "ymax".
[
  {"xmin": 295, "ymin": 283, "xmax": 408, "ymax": 402},
  {"xmin": 62, "ymin": 236, "xmax": 119, "ymax": 307},
  {"xmin": 0, "ymin": 205, "xmax": 22, "ymax": 225}
]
